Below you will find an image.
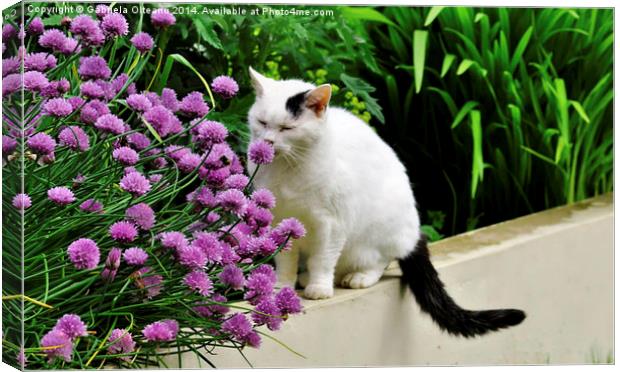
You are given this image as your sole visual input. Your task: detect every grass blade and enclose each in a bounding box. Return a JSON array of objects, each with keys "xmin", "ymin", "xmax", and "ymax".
[
  {"xmin": 452, "ymin": 101, "xmax": 479, "ymax": 129},
  {"xmin": 456, "ymin": 59, "xmax": 474, "ymax": 75},
  {"xmin": 424, "ymin": 6, "xmax": 445, "ymax": 26},
  {"xmin": 440, "ymin": 54, "xmax": 455, "ymax": 77},
  {"xmin": 413, "ymin": 30, "xmax": 428, "ymax": 93}
]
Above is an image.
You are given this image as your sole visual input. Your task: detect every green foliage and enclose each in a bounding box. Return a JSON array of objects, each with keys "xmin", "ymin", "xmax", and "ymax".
[
  {"xmin": 151, "ymin": 4, "xmax": 385, "ymax": 151},
  {"xmin": 421, "ymin": 210, "xmax": 447, "ymax": 242},
  {"xmin": 357, "ymin": 7, "xmax": 613, "ymax": 236}
]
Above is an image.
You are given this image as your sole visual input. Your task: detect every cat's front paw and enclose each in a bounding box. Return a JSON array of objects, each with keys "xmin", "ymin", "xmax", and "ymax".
[{"xmin": 303, "ymin": 283, "xmax": 334, "ymax": 300}]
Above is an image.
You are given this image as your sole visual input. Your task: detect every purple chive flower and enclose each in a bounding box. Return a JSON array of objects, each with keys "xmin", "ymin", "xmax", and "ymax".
[
  {"xmin": 219, "ymin": 264, "xmax": 245, "ymax": 290},
  {"xmin": 105, "ymin": 248, "xmax": 122, "ymax": 270},
  {"xmin": 95, "ymin": 80, "xmax": 116, "ymax": 100},
  {"xmin": 216, "ymin": 189, "xmax": 247, "ymax": 216},
  {"xmin": 17, "ymin": 348, "xmax": 26, "ymax": 368},
  {"xmin": 179, "ymin": 91, "xmax": 209, "ymax": 118},
  {"xmin": 58, "ymin": 126, "xmax": 90, "ymax": 152},
  {"xmin": 112, "ymin": 146, "xmax": 139, "ymax": 166},
  {"xmin": 40, "ymin": 329, "xmax": 73, "ymax": 362},
  {"xmin": 95, "ymin": 114, "xmax": 125, "ymax": 135},
  {"xmin": 250, "ymin": 207, "xmax": 274, "ymax": 229},
  {"xmin": 95, "ymin": 4, "xmax": 111, "ymax": 18},
  {"xmin": 194, "ymin": 293, "xmax": 230, "ymax": 317},
  {"xmin": 178, "ymin": 244, "xmax": 208, "ymax": 269},
  {"xmin": 102, "ymin": 247, "xmax": 121, "ymax": 282},
  {"xmin": 120, "ymin": 171, "xmax": 151, "ymax": 196},
  {"xmin": 2, "ymin": 135, "xmax": 17, "ymax": 156},
  {"xmin": 252, "ymin": 297, "xmax": 283, "ymax": 331},
  {"xmin": 248, "ymin": 140, "xmax": 275, "ymax": 164},
  {"xmin": 2, "ymin": 74, "xmax": 22, "ymax": 96},
  {"xmin": 28, "ymin": 17, "xmax": 45, "ymax": 34},
  {"xmin": 252, "ymin": 264, "xmax": 277, "ymax": 283},
  {"xmin": 192, "ymin": 120, "xmax": 228, "ymax": 148},
  {"xmin": 80, "ymin": 199, "xmax": 104, "ymax": 213},
  {"xmin": 192, "ymin": 232, "xmax": 223, "ymax": 262},
  {"xmin": 250, "ymin": 236, "xmax": 278, "ymax": 256},
  {"xmin": 201, "ymin": 166, "xmax": 230, "ymax": 187},
  {"xmin": 61, "ymin": 37, "xmax": 81, "ymax": 55},
  {"xmin": 80, "ymin": 100, "xmax": 110, "ymax": 124},
  {"xmin": 224, "ymin": 174, "xmax": 249, "ymax": 190},
  {"xmin": 245, "ymin": 331, "xmax": 261, "ymax": 348},
  {"xmin": 67, "ymin": 238, "xmax": 100, "ymax": 270},
  {"xmin": 142, "ymin": 319, "xmax": 178, "ymax": 342},
  {"xmin": 159, "ymin": 231, "xmax": 188, "ymax": 250},
  {"xmin": 101, "ymin": 13, "xmax": 128, "ymax": 37},
  {"xmin": 126, "ymin": 93, "xmax": 153, "ymax": 112},
  {"xmin": 123, "ymin": 247, "xmax": 148, "ymax": 265},
  {"xmin": 244, "ymin": 272, "xmax": 274, "ymax": 304},
  {"xmin": 54, "ymin": 314, "xmax": 87, "ymax": 339},
  {"xmin": 275, "ymin": 286, "xmax": 303, "ymax": 315},
  {"xmin": 212, "ymin": 76, "xmax": 239, "ymax": 99},
  {"xmin": 111, "ymin": 73, "xmax": 129, "ymax": 94},
  {"xmin": 126, "ymin": 132, "xmax": 151, "ymax": 150},
  {"xmin": 107, "ymin": 329, "xmax": 135, "ymax": 360},
  {"xmin": 161, "ymin": 88, "xmax": 179, "ymax": 111},
  {"xmin": 183, "ymin": 271, "xmax": 213, "ymax": 297},
  {"xmin": 2, "ymin": 24, "xmax": 16, "ymax": 39},
  {"xmin": 12, "ymin": 193, "xmax": 32, "ymax": 210},
  {"xmin": 137, "ymin": 266, "xmax": 163, "ymax": 299},
  {"xmin": 188, "ymin": 186, "xmax": 217, "ymax": 208},
  {"xmin": 24, "ymin": 52, "xmax": 57, "ymax": 71},
  {"xmin": 73, "ymin": 174, "xmax": 86, "ymax": 186},
  {"xmin": 149, "ymin": 174, "xmax": 163, "ymax": 183},
  {"xmin": 165, "ymin": 145, "xmax": 191, "ymax": 162},
  {"xmin": 109, "ymin": 221, "xmax": 138, "ymax": 243},
  {"xmin": 2, "ymin": 57, "xmax": 19, "ymax": 77},
  {"xmin": 274, "ymin": 218, "xmax": 306, "ymax": 239},
  {"xmin": 203, "ymin": 142, "xmax": 234, "ymax": 167},
  {"xmin": 151, "ymin": 8, "xmax": 176, "ymax": 28},
  {"xmin": 47, "ymin": 186, "xmax": 75, "ymax": 205},
  {"xmin": 178, "ymin": 153, "xmax": 203, "ymax": 173},
  {"xmin": 70, "ymin": 15, "xmax": 105, "ymax": 46},
  {"xmin": 42, "ymin": 79, "xmax": 71, "ymax": 98},
  {"xmin": 221, "ymin": 313, "xmax": 252, "ymax": 341},
  {"xmin": 143, "ymin": 91, "xmax": 162, "ymax": 106},
  {"xmin": 23, "ymin": 71, "xmax": 49, "ymax": 92},
  {"xmin": 39, "ymin": 29, "xmax": 67, "ymax": 52},
  {"xmin": 162, "ymin": 320, "xmax": 179, "ymax": 336},
  {"xmin": 78, "ymin": 56, "xmax": 111, "ymax": 80},
  {"xmin": 130, "ymin": 32, "xmax": 153, "ymax": 53},
  {"xmin": 80, "ymin": 81, "xmax": 105, "ymax": 99},
  {"xmin": 143, "ymin": 105, "xmax": 174, "ymax": 137},
  {"xmin": 167, "ymin": 114, "xmax": 183, "ymax": 134},
  {"xmin": 220, "ymin": 242, "xmax": 241, "ymax": 264},
  {"xmin": 125, "ymin": 203, "xmax": 155, "ymax": 230}
]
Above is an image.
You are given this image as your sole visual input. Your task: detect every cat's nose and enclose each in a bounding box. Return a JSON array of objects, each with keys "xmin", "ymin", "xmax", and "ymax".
[{"xmin": 263, "ymin": 139, "xmax": 274, "ymax": 145}]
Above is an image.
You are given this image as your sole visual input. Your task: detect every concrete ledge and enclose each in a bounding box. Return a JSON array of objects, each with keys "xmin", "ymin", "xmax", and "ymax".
[{"xmin": 180, "ymin": 194, "xmax": 614, "ymax": 367}]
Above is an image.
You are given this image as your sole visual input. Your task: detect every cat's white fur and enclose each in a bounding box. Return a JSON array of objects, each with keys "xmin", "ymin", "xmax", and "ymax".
[{"xmin": 247, "ymin": 67, "xmax": 421, "ymax": 299}]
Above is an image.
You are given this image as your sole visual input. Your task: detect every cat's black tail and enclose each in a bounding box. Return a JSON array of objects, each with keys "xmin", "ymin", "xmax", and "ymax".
[{"xmin": 398, "ymin": 234, "xmax": 526, "ymax": 337}]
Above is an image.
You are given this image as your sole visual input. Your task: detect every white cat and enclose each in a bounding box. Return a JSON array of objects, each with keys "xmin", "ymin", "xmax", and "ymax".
[{"xmin": 246, "ymin": 67, "xmax": 525, "ymax": 337}]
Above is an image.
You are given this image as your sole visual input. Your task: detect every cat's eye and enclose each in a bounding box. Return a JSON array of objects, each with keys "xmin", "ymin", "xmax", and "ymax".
[
  {"xmin": 258, "ymin": 120, "xmax": 268, "ymax": 127},
  {"xmin": 280, "ymin": 126, "xmax": 294, "ymax": 131}
]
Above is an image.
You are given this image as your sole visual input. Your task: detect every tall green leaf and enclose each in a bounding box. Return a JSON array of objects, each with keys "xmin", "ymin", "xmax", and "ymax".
[
  {"xmin": 413, "ymin": 30, "xmax": 428, "ymax": 93},
  {"xmin": 424, "ymin": 6, "xmax": 445, "ymax": 26}
]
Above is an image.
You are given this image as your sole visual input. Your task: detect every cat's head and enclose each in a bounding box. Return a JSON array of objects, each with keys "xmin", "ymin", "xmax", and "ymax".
[{"xmin": 247, "ymin": 67, "xmax": 331, "ymax": 157}]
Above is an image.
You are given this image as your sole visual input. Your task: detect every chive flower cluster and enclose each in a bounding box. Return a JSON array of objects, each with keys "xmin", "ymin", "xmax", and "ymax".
[{"xmin": 2, "ymin": 7, "xmax": 302, "ymax": 369}]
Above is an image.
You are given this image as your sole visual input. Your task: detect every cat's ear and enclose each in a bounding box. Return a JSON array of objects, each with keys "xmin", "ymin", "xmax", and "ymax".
[
  {"xmin": 305, "ymin": 84, "xmax": 331, "ymax": 117},
  {"xmin": 249, "ymin": 66, "xmax": 269, "ymax": 97}
]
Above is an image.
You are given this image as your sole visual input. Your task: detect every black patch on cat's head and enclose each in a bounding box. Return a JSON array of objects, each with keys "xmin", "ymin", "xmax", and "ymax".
[{"xmin": 285, "ymin": 90, "xmax": 310, "ymax": 118}]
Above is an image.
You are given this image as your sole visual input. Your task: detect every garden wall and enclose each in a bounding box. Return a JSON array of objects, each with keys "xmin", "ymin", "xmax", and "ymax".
[{"xmin": 177, "ymin": 194, "xmax": 613, "ymax": 367}]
